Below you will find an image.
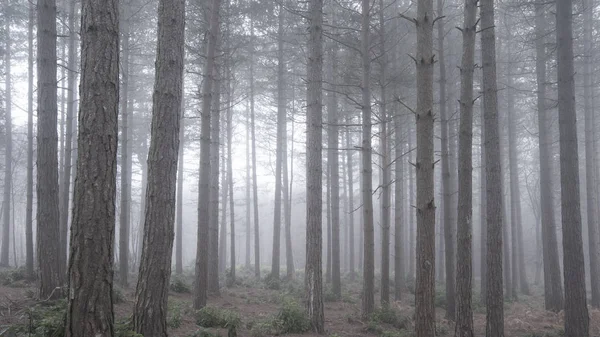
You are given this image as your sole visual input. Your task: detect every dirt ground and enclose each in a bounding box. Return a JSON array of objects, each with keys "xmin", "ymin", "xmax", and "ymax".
[{"xmin": 0, "ymin": 280, "xmax": 599, "ymax": 337}]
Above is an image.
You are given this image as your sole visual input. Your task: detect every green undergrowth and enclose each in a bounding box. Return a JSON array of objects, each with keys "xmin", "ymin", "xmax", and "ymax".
[{"xmin": 247, "ymin": 297, "xmax": 310, "ymax": 337}]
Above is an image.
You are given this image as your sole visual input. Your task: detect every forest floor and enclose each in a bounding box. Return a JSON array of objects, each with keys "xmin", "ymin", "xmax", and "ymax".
[{"xmin": 0, "ymin": 267, "xmax": 599, "ymax": 336}]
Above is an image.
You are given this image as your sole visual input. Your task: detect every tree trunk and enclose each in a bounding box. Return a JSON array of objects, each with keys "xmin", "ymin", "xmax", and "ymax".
[
  {"xmin": 454, "ymin": 0, "xmax": 477, "ymax": 335},
  {"xmin": 378, "ymin": 0, "xmax": 390, "ymax": 307},
  {"xmin": 583, "ymin": 0, "xmax": 600, "ymax": 309},
  {"xmin": 246, "ymin": 98, "xmax": 252, "ymax": 269},
  {"xmin": 346, "ymin": 122, "xmax": 356, "ymax": 280},
  {"xmin": 208, "ymin": 64, "xmax": 222, "ymax": 295},
  {"xmin": 2, "ymin": 4, "xmax": 12, "ymax": 268},
  {"xmin": 132, "ymin": 1, "xmax": 185, "ymax": 335},
  {"xmin": 479, "ymin": 103, "xmax": 487, "ymax": 306},
  {"xmin": 326, "ymin": 162, "xmax": 331, "ymax": 284},
  {"xmin": 219, "ymin": 127, "xmax": 228, "ymax": 276},
  {"xmin": 136, "ymin": 142, "xmax": 148, "ymax": 269},
  {"xmin": 556, "ymin": 0, "xmax": 590, "ymax": 334},
  {"xmin": 361, "ymin": 0, "xmax": 375, "ymax": 318},
  {"xmin": 271, "ymin": 3, "xmax": 286, "ymax": 284},
  {"xmin": 176, "ymin": 99, "xmax": 185, "ymax": 275},
  {"xmin": 250, "ymin": 16, "xmax": 261, "ymax": 279},
  {"xmin": 305, "ymin": 0, "xmax": 325, "ymax": 331},
  {"xmin": 326, "ymin": 40, "xmax": 341, "ymax": 299},
  {"xmin": 408, "ymin": 130, "xmax": 415, "ymax": 280},
  {"xmin": 65, "ymin": 0, "xmax": 119, "ymax": 333},
  {"xmin": 194, "ymin": 0, "xmax": 221, "ymax": 309},
  {"xmin": 118, "ymin": 1, "xmax": 131, "ymax": 287},
  {"xmin": 394, "ymin": 114, "xmax": 405, "ymax": 300},
  {"xmin": 481, "ymin": 0, "xmax": 505, "ymax": 334},
  {"xmin": 25, "ymin": 0, "xmax": 35, "ymax": 280},
  {"xmin": 414, "ymin": 0, "xmax": 436, "ymax": 334},
  {"xmin": 534, "ymin": 0, "xmax": 563, "ymax": 312},
  {"xmin": 37, "ymin": 0, "xmax": 63, "ymax": 300},
  {"xmin": 283, "ymin": 94, "xmax": 294, "ymax": 280},
  {"xmin": 226, "ymin": 47, "xmax": 236, "ymax": 282}
]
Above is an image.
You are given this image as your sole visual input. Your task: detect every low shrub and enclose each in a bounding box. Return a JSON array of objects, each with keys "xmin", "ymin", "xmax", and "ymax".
[
  {"xmin": 196, "ymin": 306, "xmax": 241, "ymax": 331},
  {"xmin": 369, "ymin": 307, "xmax": 409, "ymax": 330},
  {"xmin": 170, "ymin": 276, "xmax": 191, "ymax": 294},
  {"xmin": 275, "ymin": 298, "xmax": 310, "ymax": 333}
]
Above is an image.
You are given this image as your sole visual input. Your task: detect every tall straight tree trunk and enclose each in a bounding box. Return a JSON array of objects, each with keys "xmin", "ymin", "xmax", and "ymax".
[
  {"xmin": 394, "ymin": 114, "xmax": 404, "ymax": 300},
  {"xmin": 137, "ymin": 143, "xmax": 148, "ymax": 268},
  {"xmin": 436, "ymin": 0, "xmax": 454, "ymax": 320},
  {"xmin": 246, "ymin": 100, "xmax": 252, "ymax": 269},
  {"xmin": 583, "ymin": 0, "xmax": 600, "ymax": 309},
  {"xmin": 326, "ymin": 39, "xmax": 341, "ymax": 299},
  {"xmin": 414, "ymin": 0, "xmax": 436, "ymax": 335},
  {"xmin": 194, "ymin": 0, "xmax": 221, "ymax": 309},
  {"xmin": 361, "ymin": 0, "xmax": 375, "ymax": 317},
  {"xmin": 506, "ymin": 63, "xmax": 529, "ymax": 296},
  {"xmin": 133, "ymin": 0, "xmax": 185, "ymax": 335},
  {"xmin": 378, "ymin": 0, "xmax": 390, "ymax": 307},
  {"xmin": 305, "ymin": 0, "xmax": 325, "ymax": 331},
  {"xmin": 226, "ymin": 46, "xmax": 236, "ymax": 281},
  {"xmin": 208, "ymin": 66, "xmax": 222, "ymax": 295},
  {"xmin": 346, "ymin": 123, "xmax": 355, "ymax": 279},
  {"xmin": 326, "ymin": 162, "xmax": 331, "ymax": 284},
  {"xmin": 176, "ymin": 102, "xmax": 185, "ymax": 275},
  {"xmin": 118, "ymin": 2, "xmax": 131, "ymax": 287},
  {"xmin": 454, "ymin": 0, "xmax": 477, "ymax": 334},
  {"xmin": 250, "ymin": 16, "xmax": 261, "ymax": 279},
  {"xmin": 479, "ymin": 104, "xmax": 487, "ymax": 306},
  {"xmin": 37, "ymin": 0, "xmax": 63, "ymax": 299},
  {"xmin": 65, "ymin": 0, "xmax": 119, "ymax": 333},
  {"xmin": 283, "ymin": 96, "xmax": 294, "ymax": 280},
  {"xmin": 535, "ymin": 0, "xmax": 563, "ymax": 312},
  {"xmin": 556, "ymin": 0, "xmax": 590, "ymax": 334},
  {"xmin": 271, "ymin": 3, "xmax": 286, "ymax": 284},
  {"xmin": 481, "ymin": 0, "xmax": 505, "ymax": 334},
  {"xmin": 408, "ymin": 130, "xmax": 415, "ymax": 279},
  {"xmin": 25, "ymin": 0, "xmax": 35, "ymax": 279},
  {"xmin": 2, "ymin": 4, "xmax": 12, "ymax": 268},
  {"xmin": 219, "ymin": 127, "xmax": 228, "ymax": 276}
]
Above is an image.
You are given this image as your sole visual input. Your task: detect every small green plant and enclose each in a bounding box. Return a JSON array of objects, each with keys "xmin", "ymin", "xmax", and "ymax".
[
  {"xmin": 275, "ymin": 298, "xmax": 310, "ymax": 333},
  {"xmin": 170, "ymin": 275, "xmax": 191, "ymax": 293},
  {"xmin": 113, "ymin": 286, "xmax": 127, "ymax": 304},
  {"xmin": 434, "ymin": 289, "xmax": 447, "ymax": 308},
  {"xmin": 115, "ymin": 318, "xmax": 143, "ymax": 337},
  {"xmin": 323, "ymin": 287, "xmax": 339, "ymax": 302},
  {"xmin": 263, "ymin": 273, "xmax": 280, "ymax": 290},
  {"xmin": 370, "ymin": 307, "xmax": 409, "ymax": 330},
  {"xmin": 196, "ymin": 306, "xmax": 241, "ymax": 332},
  {"xmin": 19, "ymin": 300, "xmax": 67, "ymax": 337},
  {"xmin": 168, "ymin": 302, "xmax": 183, "ymax": 329},
  {"xmin": 0, "ymin": 267, "xmax": 30, "ymax": 287}
]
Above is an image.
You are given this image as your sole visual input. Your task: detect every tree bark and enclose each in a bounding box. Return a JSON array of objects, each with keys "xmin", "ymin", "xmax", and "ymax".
[
  {"xmin": 250, "ymin": 15, "xmax": 261, "ymax": 279},
  {"xmin": 408, "ymin": 130, "xmax": 415, "ymax": 280},
  {"xmin": 194, "ymin": 0, "xmax": 221, "ymax": 309},
  {"xmin": 454, "ymin": 0, "xmax": 477, "ymax": 335},
  {"xmin": 346, "ymin": 122, "xmax": 356, "ymax": 280},
  {"xmin": 378, "ymin": 0, "xmax": 390, "ymax": 307},
  {"xmin": 65, "ymin": 0, "xmax": 119, "ymax": 333},
  {"xmin": 118, "ymin": 1, "xmax": 131, "ymax": 287},
  {"xmin": 305, "ymin": 0, "xmax": 325, "ymax": 331},
  {"xmin": 361, "ymin": 0, "xmax": 375, "ymax": 318},
  {"xmin": 132, "ymin": 0, "xmax": 185, "ymax": 335},
  {"xmin": 414, "ymin": 0, "xmax": 436, "ymax": 335},
  {"xmin": 25, "ymin": 0, "xmax": 35, "ymax": 280},
  {"xmin": 283, "ymin": 93, "xmax": 294, "ymax": 280},
  {"xmin": 394, "ymin": 113, "xmax": 405, "ymax": 300},
  {"xmin": 436, "ymin": 0, "xmax": 454, "ymax": 320},
  {"xmin": 481, "ymin": 0, "xmax": 505, "ymax": 334},
  {"xmin": 176, "ymin": 102, "xmax": 185, "ymax": 275},
  {"xmin": 37, "ymin": 0, "xmax": 63, "ymax": 299},
  {"xmin": 2, "ymin": 3, "xmax": 12, "ymax": 268},
  {"xmin": 326, "ymin": 39, "xmax": 341, "ymax": 299},
  {"xmin": 556, "ymin": 0, "xmax": 590, "ymax": 334},
  {"xmin": 583, "ymin": 0, "xmax": 600, "ymax": 309},
  {"xmin": 479, "ymin": 103, "xmax": 487, "ymax": 306},
  {"xmin": 208, "ymin": 63, "xmax": 221, "ymax": 295},
  {"xmin": 245, "ymin": 98, "xmax": 252, "ymax": 269},
  {"xmin": 534, "ymin": 0, "xmax": 563, "ymax": 312}
]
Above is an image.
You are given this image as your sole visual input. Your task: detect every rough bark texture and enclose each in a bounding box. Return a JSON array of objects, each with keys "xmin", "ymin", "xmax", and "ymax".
[
  {"xmin": 208, "ymin": 64, "xmax": 221, "ymax": 295},
  {"xmin": 479, "ymin": 104, "xmax": 487, "ymax": 306},
  {"xmin": 454, "ymin": 0, "xmax": 477, "ymax": 335},
  {"xmin": 176, "ymin": 105, "xmax": 185, "ymax": 275},
  {"xmin": 194, "ymin": 0, "xmax": 221, "ymax": 309},
  {"xmin": 25, "ymin": 0, "xmax": 35, "ymax": 279},
  {"xmin": 583, "ymin": 0, "xmax": 600, "ymax": 309},
  {"xmin": 394, "ymin": 114, "xmax": 405, "ymax": 300},
  {"xmin": 436, "ymin": 0, "xmax": 454, "ymax": 320},
  {"xmin": 271, "ymin": 4, "xmax": 286, "ymax": 284},
  {"xmin": 37, "ymin": 0, "xmax": 63, "ymax": 300},
  {"xmin": 2, "ymin": 4, "xmax": 12, "ymax": 268},
  {"xmin": 227, "ymin": 63, "xmax": 236, "ymax": 282},
  {"xmin": 534, "ymin": 0, "xmax": 563, "ymax": 312},
  {"xmin": 305, "ymin": 0, "xmax": 325, "ymax": 331},
  {"xmin": 250, "ymin": 16, "xmax": 261, "ymax": 279},
  {"xmin": 245, "ymin": 98, "xmax": 252, "ymax": 269},
  {"xmin": 133, "ymin": 0, "xmax": 184, "ymax": 334},
  {"xmin": 346, "ymin": 124, "xmax": 356, "ymax": 279},
  {"xmin": 378, "ymin": 0, "xmax": 390, "ymax": 307},
  {"xmin": 556, "ymin": 0, "xmax": 590, "ymax": 335},
  {"xmin": 65, "ymin": 0, "xmax": 119, "ymax": 334},
  {"xmin": 408, "ymin": 131, "xmax": 415, "ymax": 279},
  {"xmin": 283, "ymin": 102, "xmax": 294, "ymax": 280},
  {"xmin": 118, "ymin": 1, "xmax": 131, "ymax": 287},
  {"xmin": 481, "ymin": 0, "xmax": 504, "ymax": 334},
  {"xmin": 414, "ymin": 0, "xmax": 436, "ymax": 335},
  {"xmin": 361, "ymin": 0, "xmax": 375, "ymax": 318},
  {"xmin": 326, "ymin": 41, "xmax": 341, "ymax": 299}
]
